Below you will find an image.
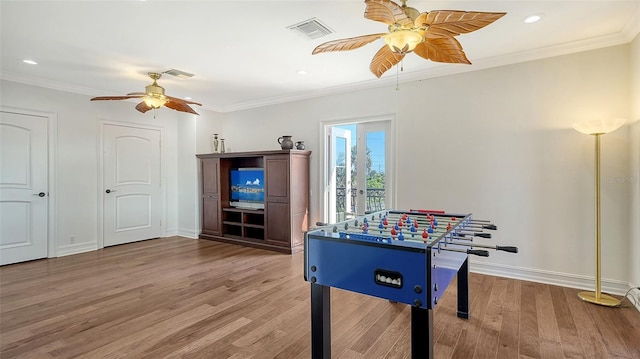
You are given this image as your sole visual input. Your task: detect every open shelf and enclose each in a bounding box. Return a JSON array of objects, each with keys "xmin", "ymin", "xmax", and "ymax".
[{"xmin": 222, "ymin": 207, "xmax": 264, "ymax": 240}]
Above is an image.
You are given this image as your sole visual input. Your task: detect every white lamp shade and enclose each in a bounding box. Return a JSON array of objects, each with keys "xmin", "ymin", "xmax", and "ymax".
[
  {"xmin": 572, "ymin": 118, "xmax": 626, "ymax": 135},
  {"xmin": 384, "ymin": 30, "xmax": 424, "ymax": 54}
]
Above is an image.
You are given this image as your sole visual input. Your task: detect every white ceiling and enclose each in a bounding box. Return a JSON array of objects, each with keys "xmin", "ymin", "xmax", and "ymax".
[{"xmin": 1, "ymin": 1, "xmax": 639, "ymax": 113}]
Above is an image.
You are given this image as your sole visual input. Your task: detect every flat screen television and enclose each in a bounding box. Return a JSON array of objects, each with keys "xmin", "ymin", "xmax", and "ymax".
[{"xmin": 229, "ymin": 168, "xmax": 265, "ymax": 210}]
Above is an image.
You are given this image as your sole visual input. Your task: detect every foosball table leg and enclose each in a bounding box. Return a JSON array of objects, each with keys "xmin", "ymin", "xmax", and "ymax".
[
  {"xmin": 411, "ymin": 306, "xmax": 434, "ymax": 359},
  {"xmin": 457, "ymin": 257, "xmax": 470, "ymax": 319},
  {"xmin": 311, "ymin": 283, "xmax": 331, "ymax": 359}
]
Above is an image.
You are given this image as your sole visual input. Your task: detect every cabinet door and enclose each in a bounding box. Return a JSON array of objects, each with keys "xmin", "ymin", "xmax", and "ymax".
[
  {"xmin": 201, "ymin": 158, "xmax": 221, "ymax": 235},
  {"xmin": 202, "ymin": 196, "xmax": 220, "ymax": 235},
  {"xmin": 202, "ymin": 159, "xmax": 219, "ymax": 195},
  {"xmin": 265, "ymin": 156, "xmax": 289, "ymax": 202},
  {"xmin": 265, "ymin": 201, "xmax": 290, "ymax": 245}
]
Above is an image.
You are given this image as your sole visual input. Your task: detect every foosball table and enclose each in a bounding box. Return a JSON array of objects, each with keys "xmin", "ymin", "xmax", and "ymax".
[{"xmin": 304, "ymin": 209, "xmax": 518, "ymax": 359}]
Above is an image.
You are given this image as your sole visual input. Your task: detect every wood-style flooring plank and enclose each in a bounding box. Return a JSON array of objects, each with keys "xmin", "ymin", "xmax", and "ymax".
[{"xmin": 2, "ymin": 237, "xmax": 639, "ymax": 359}]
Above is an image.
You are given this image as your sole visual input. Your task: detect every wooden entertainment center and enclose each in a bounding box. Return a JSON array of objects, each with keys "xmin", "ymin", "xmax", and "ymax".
[{"xmin": 196, "ymin": 150, "xmax": 311, "ymax": 254}]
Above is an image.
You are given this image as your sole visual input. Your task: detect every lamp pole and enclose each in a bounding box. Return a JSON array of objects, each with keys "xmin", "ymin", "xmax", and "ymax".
[{"xmin": 573, "ymin": 118, "xmax": 625, "ymax": 307}]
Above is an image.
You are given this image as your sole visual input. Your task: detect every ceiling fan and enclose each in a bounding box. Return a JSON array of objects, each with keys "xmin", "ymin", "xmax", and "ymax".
[
  {"xmin": 312, "ymin": 0, "xmax": 506, "ymax": 78},
  {"xmin": 90, "ymin": 72, "xmax": 202, "ymax": 115}
]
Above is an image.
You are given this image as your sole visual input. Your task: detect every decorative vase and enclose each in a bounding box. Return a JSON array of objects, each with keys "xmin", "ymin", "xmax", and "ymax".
[
  {"xmin": 295, "ymin": 141, "xmax": 305, "ymax": 150},
  {"xmin": 220, "ymin": 139, "xmax": 226, "ymax": 153},
  {"xmin": 278, "ymin": 135, "xmax": 294, "ymax": 150},
  {"xmin": 212, "ymin": 134, "xmax": 219, "ymax": 153}
]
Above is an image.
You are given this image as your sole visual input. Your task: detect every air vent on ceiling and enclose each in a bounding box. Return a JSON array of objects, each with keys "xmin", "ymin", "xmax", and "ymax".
[
  {"xmin": 163, "ymin": 69, "xmax": 194, "ymax": 78},
  {"xmin": 287, "ymin": 18, "xmax": 333, "ymax": 39}
]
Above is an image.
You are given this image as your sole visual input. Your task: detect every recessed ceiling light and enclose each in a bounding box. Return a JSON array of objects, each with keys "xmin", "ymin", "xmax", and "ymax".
[
  {"xmin": 23, "ymin": 59, "xmax": 37, "ymax": 65},
  {"xmin": 297, "ymin": 70, "xmax": 307, "ymax": 75},
  {"xmin": 524, "ymin": 14, "xmax": 542, "ymax": 24}
]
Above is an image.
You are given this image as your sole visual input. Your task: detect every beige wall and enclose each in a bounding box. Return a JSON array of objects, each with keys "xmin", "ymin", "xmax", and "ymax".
[{"xmin": 220, "ymin": 44, "xmax": 633, "ymax": 292}]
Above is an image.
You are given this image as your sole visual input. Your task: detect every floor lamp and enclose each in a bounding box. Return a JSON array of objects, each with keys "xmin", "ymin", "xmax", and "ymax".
[{"xmin": 573, "ymin": 118, "xmax": 625, "ymax": 307}]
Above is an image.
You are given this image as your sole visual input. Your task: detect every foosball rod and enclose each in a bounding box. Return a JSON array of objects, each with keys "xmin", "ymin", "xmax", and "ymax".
[
  {"xmin": 406, "ymin": 209, "xmax": 494, "ymax": 223},
  {"xmin": 400, "ymin": 218, "xmax": 496, "ymax": 231},
  {"xmin": 380, "ymin": 215, "xmax": 497, "ymax": 230},
  {"xmin": 360, "ymin": 221, "xmax": 490, "ymax": 237},
  {"xmin": 358, "ymin": 218, "xmax": 490, "ymax": 238},
  {"xmin": 440, "ymin": 247, "xmax": 490, "ymax": 257},
  {"xmin": 360, "ymin": 226, "xmax": 492, "ymax": 239},
  {"xmin": 446, "ymin": 241, "xmax": 519, "ymax": 253}
]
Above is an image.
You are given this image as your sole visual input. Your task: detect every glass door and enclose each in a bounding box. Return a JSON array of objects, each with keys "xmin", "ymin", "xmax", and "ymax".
[
  {"xmin": 354, "ymin": 122, "xmax": 387, "ymax": 215},
  {"xmin": 327, "ymin": 126, "xmax": 351, "ymax": 223},
  {"xmin": 324, "ymin": 119, "xmax": 391, "ymax": 223}
]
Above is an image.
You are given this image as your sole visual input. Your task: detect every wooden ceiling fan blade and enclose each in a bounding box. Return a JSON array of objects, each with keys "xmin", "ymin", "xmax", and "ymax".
[
  {"xmin": 420, "ymin": 10, "xmax": 506, "ymax": 36},
  {"xmin": 364, "ymin": 0, "xmax": 413, "ymax": 27},
  {"xmin": 135, "ymin": 101, "xmax": 153, "ymax": 113},
  {"xmin": 90, "ymin": 95, "xmax": 144, "ymax": 101},
  {"xmin": 414, "ymin": 37, "xmax": 471, "ymax": 64},
  {"xmin": 166, "ymin": 95, "xmax": 202, "ymax": 106},
  {"xmin": 164, "ymin": 99, "xmax": 199, "ymax": 115},
  {"xmin": 369, "ymin": 45, "xmax": 405, "ymax": 78},
  {"xmin": 313, "ymin": 33, "xmax": 386, "ymax": 54}
]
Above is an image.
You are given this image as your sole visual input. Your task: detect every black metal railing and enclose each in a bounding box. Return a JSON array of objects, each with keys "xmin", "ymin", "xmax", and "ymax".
[{"xmin": 336, "ymin": 187, "xmax": 385, "ymax": 216}]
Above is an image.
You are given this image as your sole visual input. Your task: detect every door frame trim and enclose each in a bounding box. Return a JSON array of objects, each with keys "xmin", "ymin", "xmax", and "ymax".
[
  {"xmin": 97, "ymin": 121, "xmax": 166, "ymax": 249},
  {"xmin": 318, "ymin": 114, "xmax": 396, "ymax": 224},
  {"xmin": 1, "ymin": 106, "xmax": 58, "ymax": 258}
]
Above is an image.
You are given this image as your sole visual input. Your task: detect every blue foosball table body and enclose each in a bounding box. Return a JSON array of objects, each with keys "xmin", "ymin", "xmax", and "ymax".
[{"xmin": 304, "ymin": 210, "xmax": 477, "ymax": 359}]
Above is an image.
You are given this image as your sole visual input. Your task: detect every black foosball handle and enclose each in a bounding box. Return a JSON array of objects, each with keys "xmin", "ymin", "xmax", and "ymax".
[
  {"xmin": 496, "ymin": 246, "xmax": 518, "ymax": 253},
  {"xmin": 482, "ymin": 224, "xmax": 498, "ymax": 230},
  {"xmin": 467, "ymin": 249, "xmax": 489, "ymax": 257},
  {"xmin": 474, "ymin": 233, "xmax": 492, "ymax": 239}
]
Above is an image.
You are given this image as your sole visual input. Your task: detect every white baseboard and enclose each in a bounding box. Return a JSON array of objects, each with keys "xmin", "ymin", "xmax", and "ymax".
[
  {"xmin": 628, "ymin": 282, "xmax": 640, "ymax": 311},
  {"xmin": 56, "ymin": 242, "xmax": 98, "ymax": 257},
  {"xmin": 164, "ymin": 228, "xmax": 178, "ymax": 237},
  {"xmin": 469, "ymin": 260, "xmax": 630, "ymax": 295},
  {"xmin": 176, "ymin": 228, "xmax": 198, "ymax": 239}
]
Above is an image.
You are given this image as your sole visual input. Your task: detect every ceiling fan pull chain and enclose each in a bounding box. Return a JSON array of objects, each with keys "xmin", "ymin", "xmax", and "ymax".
[{"xmin": 395, "ymin": 63, "xmax": 400, "ymax": 91}]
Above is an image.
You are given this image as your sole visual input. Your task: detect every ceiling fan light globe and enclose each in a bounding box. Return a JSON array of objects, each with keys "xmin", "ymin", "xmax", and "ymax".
[
  {"xmin": 143, "ymin": 96, "xmax": 167, "ymax": 109},
  {"xmin": 384, "ymin": 30, "xmax": 424, "ymax": 54}
]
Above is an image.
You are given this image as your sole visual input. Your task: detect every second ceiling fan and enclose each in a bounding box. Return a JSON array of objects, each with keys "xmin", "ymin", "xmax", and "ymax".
[{"xmin": 91, "ymin": 72, "xmax": 202, "ymax": 115}]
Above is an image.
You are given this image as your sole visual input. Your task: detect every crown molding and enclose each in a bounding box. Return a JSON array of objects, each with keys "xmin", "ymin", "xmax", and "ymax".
[
  {"xmin": 0, "ymin": 70, "xmax": 105, "ymax": 98},
  {"xmin": 222, "ymin": 28, "xmax": 636, "ymax": 113},
  {"xmin": 2, "ymin": 25, "xmax": 638, "ymax": 115}
]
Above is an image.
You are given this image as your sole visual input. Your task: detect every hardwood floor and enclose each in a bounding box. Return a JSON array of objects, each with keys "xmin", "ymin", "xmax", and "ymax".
[{"xmin": 1, "ymin": 237, "xmax": 639, "ymax": 358}]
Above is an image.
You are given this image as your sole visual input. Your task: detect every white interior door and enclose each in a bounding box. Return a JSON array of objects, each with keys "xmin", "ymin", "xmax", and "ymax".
[
  {"xmin": 103, "ymin": 124, "xmax": 162, "ymax": 246},
  {"xmin": 0, "ymin": 111, "xmax": 48, "ymax": 265}
]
